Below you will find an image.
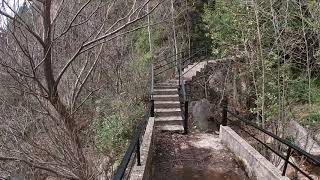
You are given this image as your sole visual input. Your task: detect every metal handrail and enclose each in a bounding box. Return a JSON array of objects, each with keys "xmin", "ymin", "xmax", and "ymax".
[
  {"xmin": 181, "ymin": 56, "xmax": 208, "ymax": 76},
  {"xmin": 155, "ymin": 48, "xmax": 207, "ymax": 76},
  {"xmin": 113, "ymin": 63, "xmax": 155, "ymax": 180},
  {"xmin": 153, "ymin": 47, "xmax": 207, "ymax": 65},
  {"xmin": 221, "ymin": 101, "xmax": 320, "ymax": 179},
  {"xmin": 180, "ymin": 73, "xmax": 188, "ymax": 134},
  {"xmin": 113, "ymin": 101, "xmax": 153, "ymax": 180},
  {"xmin": 151, "ymin": 64, "xmax": 154, "ymax": 98},
  {"xmin": 154, "ymin": 47, "xmax": 207, "ymax": 70},
  {"xmin": 154, "ymin": 54, "xmax": 184, "ymax": 71},
  {"xmin": 177, "ymin": 49, "xmax": 189, "ymax": 134}
]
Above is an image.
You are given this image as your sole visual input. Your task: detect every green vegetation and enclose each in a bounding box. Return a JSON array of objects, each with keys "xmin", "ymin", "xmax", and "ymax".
[
  {"xmin": 202, "ymin": 0, "xmax": 248, "ymax": 57},
  {"xmin": 202, "ymin": 0, "xmax": 320, "ymax": 126},
  {"xmin": 95, "ymin": 97, "xmax": 145, "ymax": 156},
  {"xmin": 306, "ymin": 111, "xmax": 320, "ymax": 125}
]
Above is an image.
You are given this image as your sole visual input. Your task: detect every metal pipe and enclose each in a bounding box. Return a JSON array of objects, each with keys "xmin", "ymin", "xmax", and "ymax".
[
  {"xmin": 237, "ymin": 124, "xmax": 313, "ymax": 179},
  {"xmin": 184, "ymin": 100, "xmax": 189, "ymax": 134},
  {"xmin": 151, "ymin": 99, "xmax": 155, "ymax": 117},
  {"xmin": 151, "ymin": 64, "xmax": 154, "ymax": 97},
  {"xmin": 155, "ymin": 49, "xmax": 207, "ymax": 76},
  {"xmin": 222, "ymin": 97, "xmax": 228, "ymax": 126},
  {"xmin": 136, "ymin": 138, "xmax": 141, "ymax": 166},
  {"xmin": 227, "ymin": 110, "xmax": 320, "ymax": 166},
  {"xmin": 282, "ymin": 147, "xmax": 292, "ymax": 176},
  {"xmin": 154, "ymin": 47, "xmax": 206, "ymax": 64}
]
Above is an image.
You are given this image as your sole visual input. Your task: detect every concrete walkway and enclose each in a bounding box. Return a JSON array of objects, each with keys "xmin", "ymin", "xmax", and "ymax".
[{"xmin": 152, "ymin": 132, "xmax": 249, "ymax": 180}]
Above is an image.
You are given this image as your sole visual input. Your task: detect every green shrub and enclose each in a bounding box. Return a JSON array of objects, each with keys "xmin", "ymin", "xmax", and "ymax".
[
  {"xmin": 305, "ymin": 111, "xmax": 320, "ymax": 125},
  {"xmin": 202, "ymin": 0, "xmax": 249, "ymax": 57},
  {"xmin": 288, "ymin": 78, "xmax": 320, "ymax": 104},
  {"xmin": 95, "ymin": 97, "xmax": 145, "ymax": 157},
  {"xmin": 134, "ymin": 30, "xmax": 150, "ymax": 55}
]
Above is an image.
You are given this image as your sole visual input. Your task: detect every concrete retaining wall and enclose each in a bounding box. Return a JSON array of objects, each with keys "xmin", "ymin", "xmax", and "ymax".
[
  {"xmin": 129, "ymin": 117, "xmax": 155, "ymax": 180},
  {"xmin": 219, "ymin": 125, "xmax": 289, "ymax": 180}
]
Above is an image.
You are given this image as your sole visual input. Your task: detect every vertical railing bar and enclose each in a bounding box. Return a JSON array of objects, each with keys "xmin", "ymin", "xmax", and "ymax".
[
  {"xmin": 151, "ymin": 64, "xmax": 155, "ymax": 119},
  {"xmin": 151, "ymin": 99, "xmax": 155, "ymax": 117},
  {"xmin": 136, "ymin": 137, "xmax": 141, "ymax": 166},
  {"xmin": 282, "ymin": 147, "xmax": 292, "ymax": 176},
  {"xmin": 222, "ymin": 96, "xmax": 228, "ymax": 126},
  {"xmin": 151, "ymin": 64, "xmax": 154, "ymax": 98},
  {"xmin": 184, "ymin": 100, "xmax": 189, "ymax": 134}
]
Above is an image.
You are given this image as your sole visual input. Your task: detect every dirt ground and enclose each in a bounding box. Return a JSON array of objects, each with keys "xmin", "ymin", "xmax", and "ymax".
[{"xmin": 151, "ymin": 131, "xmax": 250, "ymax": 180}]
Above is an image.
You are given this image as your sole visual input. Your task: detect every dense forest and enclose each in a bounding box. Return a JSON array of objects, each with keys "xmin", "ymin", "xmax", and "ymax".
[{"xmin": 0, "ymin": 0, "xmax": 319, "ymax": 179}]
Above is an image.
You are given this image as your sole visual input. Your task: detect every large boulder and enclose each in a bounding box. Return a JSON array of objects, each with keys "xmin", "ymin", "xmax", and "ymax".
[
  {"xmin": 287, "ymin": 120, "xmax": 320, "ymax": 156},
  {"xmin": 315, "ymin": 132, "xmax": 320, "ymax": 144},
  {"xmin": 192, "ymin": 99, "xmax": 211, "ymax": 131}
]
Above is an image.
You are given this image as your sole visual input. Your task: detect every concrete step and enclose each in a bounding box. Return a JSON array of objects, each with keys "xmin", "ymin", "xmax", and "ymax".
[
  {"xmin": 167, "ymin": 79, "xmax": 179, "ymax": 84},
  {"xmin": 155, "ymin": 116, "xmax": 183, "ymax": 126},
  {"xmin": 156, "ymin": 124, "xmax": 184, "ymax": 132},
  {"xmin": 153, "ymin": 88, "xmax": 178, "ymax": 95},
  {"xmin": 154, "ymin": 86, "xmax": 178, "ymax": 90},
  {"xmin": 182, "ymin": 62, "xmax": 208, "ymax": 80},
  {"xmin": 154, "ymin": 101, "xmax": 180, "ymax": 108},
  {"xmin": 153, "ymin": 94, "xmax": 179, "ymax": 101},
  {"xmin": 155, "ymin": 83, "xmax": 178, "ymax": 89},
  {"xmin": 155, "ymin": 108, "xmax": 181, "ymax": 117}
]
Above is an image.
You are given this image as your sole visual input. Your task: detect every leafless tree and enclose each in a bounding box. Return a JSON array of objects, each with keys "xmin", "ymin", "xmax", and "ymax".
[{"xmin": 0, "ymin": 0, "xmax": 162, "ymax": 179}]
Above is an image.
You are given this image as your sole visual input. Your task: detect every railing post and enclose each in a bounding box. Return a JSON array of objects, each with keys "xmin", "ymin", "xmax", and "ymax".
[
  {"xmin": 151, "ymin": 99, "xmax": 154, "ymax": 117},
  {"xmin": 184, "ymin": 100, "xmax": 189, "ymax": 134},
  {"xmin": 151, "ymin": 64, "xmax": 154, "ymax": 94},
  {"xmin": 178, "ymin": 56, "xmax": 182, "ymax": 87},
  {"xmin": 222, "ymin": 96, "xmax": 228, "ymax": 126},
  {"xmin": 136, "ymin": 137, "xmax": 141, "ymax": 166},
  {"xmin": 282, "ymin": 147, "xmax": 292, "ymax": 176},
  {"xmin": 150, "ymin": 63, "xmax": 155, "ymax": 118}
]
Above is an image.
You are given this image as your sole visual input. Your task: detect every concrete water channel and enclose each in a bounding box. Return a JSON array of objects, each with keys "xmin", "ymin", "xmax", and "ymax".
[{"xmin": 151, "ymin": 132, "xmax": 250, "ymax": 180}]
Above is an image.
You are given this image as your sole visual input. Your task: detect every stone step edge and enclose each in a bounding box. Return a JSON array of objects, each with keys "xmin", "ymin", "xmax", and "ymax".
[
  {"xmin": 154, "ymin": 89, "xmax": 178, "ymax": 91},
  {"xmin": 155, "ymin": 108, "xmax": 181, "ymax": 112},
  {"xmin": 154, "ymin": 101, "xmax": 180, "ymax": 104},
  {"xmin": 155, "ymin": 125, "xmax": 184, "ymax": 132},
  {"xmin": 155, "ymin": 116, "xmax": 183, "ymax": 121},
  {"xmin": 153, "ymin": 94, "xmax": 179, "ymax": 97}
]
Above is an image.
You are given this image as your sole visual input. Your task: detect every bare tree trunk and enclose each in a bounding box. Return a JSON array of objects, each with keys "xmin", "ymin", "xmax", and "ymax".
[
  {"xmin": 299, "ymin": 0, "xmax": 312, "ymax": 108},
  {"xmin": 147, "ymin": 3, "xmax": 152, "ymax": 53},
  {"xmin": 43, "ymin": 0, "xmax": 55, "ymax": 98},
  {"xmin": 171, "ymin": 0, "xmax": 178, "ymax": 74},
  {"xmin": 252, "ymin": 0, "xmax": 265, "ymax": 127}
]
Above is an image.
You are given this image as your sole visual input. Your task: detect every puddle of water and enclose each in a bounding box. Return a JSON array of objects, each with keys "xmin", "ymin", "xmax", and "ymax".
[{"xmin": 174, "ymin": 167, "xmax": 241, "ymax": 180}]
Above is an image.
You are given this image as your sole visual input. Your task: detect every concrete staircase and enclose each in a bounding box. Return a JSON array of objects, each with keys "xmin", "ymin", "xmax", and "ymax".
[
  {"xmin": 154, "ymin": 80, "xmax": 184, "ymax": 132},
  {"xmin": 182, "ymin": 60, "xmax": 215, "ymax": 81},
  {"xmin": 153, "ymin": 60, "xmax": 216, "ymax": 132}
]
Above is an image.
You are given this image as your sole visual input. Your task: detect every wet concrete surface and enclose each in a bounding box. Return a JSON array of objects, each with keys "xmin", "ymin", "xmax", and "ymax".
[{"xmin": 152, "ymin": 132, "xmax": 250, "ymax": 180}]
